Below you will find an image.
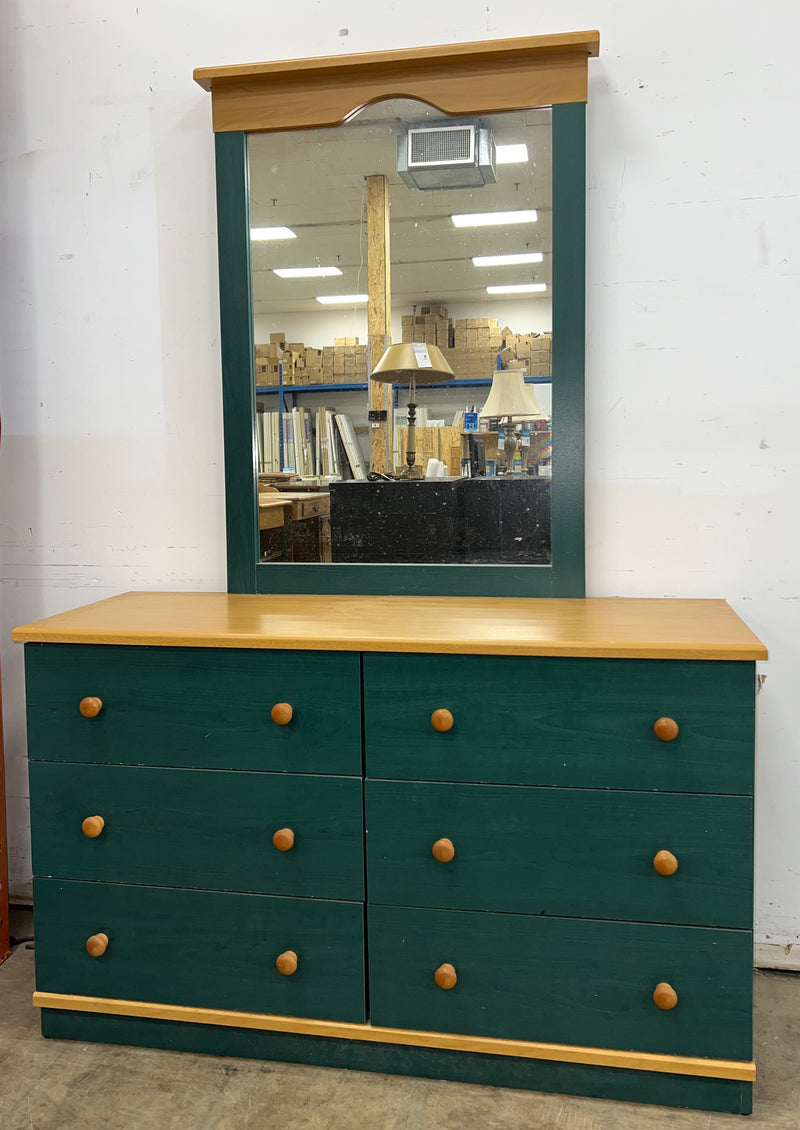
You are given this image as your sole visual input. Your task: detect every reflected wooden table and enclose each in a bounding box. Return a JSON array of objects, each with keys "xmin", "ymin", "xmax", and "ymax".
[
  {"xmin": 259, "ymin": 491, "xmax": 331, "ymax": 562},
  {"xmin": 258, "ymin": 495, "xmax": 293, "ymax": 562}
]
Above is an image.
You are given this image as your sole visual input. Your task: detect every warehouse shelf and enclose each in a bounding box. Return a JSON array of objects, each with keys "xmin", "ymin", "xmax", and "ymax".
[{"xmin": 255, "ymin": 376, "xmax": 551, "ymax": 395}]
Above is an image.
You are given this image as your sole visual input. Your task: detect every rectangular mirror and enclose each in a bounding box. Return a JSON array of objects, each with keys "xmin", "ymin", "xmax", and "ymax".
[{"xmin": 248, "ymin": 101, "xmax": 554, "ymax": 568}]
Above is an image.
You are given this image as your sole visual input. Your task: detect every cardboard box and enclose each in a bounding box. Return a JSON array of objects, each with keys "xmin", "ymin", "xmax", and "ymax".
[{"xmin": 269, "ymin": 332, "xmax": 287, "ymax": 346}]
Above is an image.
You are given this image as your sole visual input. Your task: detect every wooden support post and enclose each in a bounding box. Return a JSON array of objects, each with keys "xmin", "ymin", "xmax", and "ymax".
[{"xmin": 366, "ymin": 174, "xmax": 391, "ymax": 473}]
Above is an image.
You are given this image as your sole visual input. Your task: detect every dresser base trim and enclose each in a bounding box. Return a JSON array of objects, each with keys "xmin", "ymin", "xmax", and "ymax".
[{"xmin": 33, "ymin": 992, "xmax": 755, "ymax": 1083}]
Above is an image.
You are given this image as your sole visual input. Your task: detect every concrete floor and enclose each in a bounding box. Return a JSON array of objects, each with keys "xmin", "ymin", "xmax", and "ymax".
[{"xmin": 1, "ymin": 909, "xmax": 799, "ymax": 1130}]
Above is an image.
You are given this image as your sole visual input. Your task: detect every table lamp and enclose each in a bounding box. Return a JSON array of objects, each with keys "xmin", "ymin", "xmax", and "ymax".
[
  {"xmin": 479, "ymin": 369, "xmax": 549, "ymax": 472},
  {"xmin": 370, "ymin": 342, "xmax": 454, "ymax": 478}
]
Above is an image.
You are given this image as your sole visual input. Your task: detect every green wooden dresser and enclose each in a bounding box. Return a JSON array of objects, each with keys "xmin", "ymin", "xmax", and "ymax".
[{"xmin": 13, "ymin": 592, "xmax": 766, "ymax": 1114}]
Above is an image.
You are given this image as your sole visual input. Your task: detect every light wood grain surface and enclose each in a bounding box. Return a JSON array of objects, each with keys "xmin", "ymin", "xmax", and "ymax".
[
  {"xmin": 12, "ymin": 592, "xmax": 767, "ymax": 659},
  {"xmin": 193, "ymin": 32, "xmax": 600, "ymax": 134},
  {"xmin": 31, "ymin": 992, "xmax": 755, "ymax": 1081},
  {"xmin": 193, "ymin": 32, "xmax": 601, "ymax": 89}
]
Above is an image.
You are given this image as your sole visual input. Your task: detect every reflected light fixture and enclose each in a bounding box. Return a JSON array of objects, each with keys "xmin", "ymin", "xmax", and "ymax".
[
  {"xmin": 451, "ymin": 209, "xmax": 537, "ymax": 227},
  {"xmin": 495, "ymin": 143, "xmax": 529, "ymax": 164},
  {"xmin": 315, "ymin": 294, "xmax": 368, "ymax": 305},
  {"xmin": 273, "ymin": 266, "xmax": 342, "ymax": 278},
  {"xmin": 473, "ymin": 253, "xmax": 544, "ymax": 267},
  {"xmin": 487, "ymin": 283, "xmax": 548, "ymax": 294},
  {"xmin": 371, "ymin": 343, "xmax": 454, "ymax": 478},
  {"xmin": 250, "ymin": 227, "xmax": 296, "ymax": 240}
]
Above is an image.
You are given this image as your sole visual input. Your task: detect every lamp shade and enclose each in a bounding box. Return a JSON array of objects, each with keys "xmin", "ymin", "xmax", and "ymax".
[
  {"xmin": 370, "ymin": 342, "xmax": 455, "ymax": 385},
  {"xmin": 479, "ymin": 370, "xmax": 548, "ymax": 420}
]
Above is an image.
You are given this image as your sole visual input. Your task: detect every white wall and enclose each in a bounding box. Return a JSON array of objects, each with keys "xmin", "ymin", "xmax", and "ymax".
[{"xmin": 0, "ymin": 1, "xmax": 797, "ymax": 945}]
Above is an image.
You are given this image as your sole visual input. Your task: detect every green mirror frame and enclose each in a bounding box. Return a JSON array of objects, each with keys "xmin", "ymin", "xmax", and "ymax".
[{"xmin": 199, "ymin": 33, "xmax": 597, "ymax": 597}]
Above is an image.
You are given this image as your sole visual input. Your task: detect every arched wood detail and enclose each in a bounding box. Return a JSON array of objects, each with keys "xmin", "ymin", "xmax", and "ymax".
[{"xmin": 194, "ymin": 31, "xmax": 600, "ymax": 134}]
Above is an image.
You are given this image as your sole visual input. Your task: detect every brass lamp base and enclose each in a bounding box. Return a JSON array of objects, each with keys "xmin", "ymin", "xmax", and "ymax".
[{"xmin": 400, "ymin": 401, "xmax": 423, "ymax": 479}]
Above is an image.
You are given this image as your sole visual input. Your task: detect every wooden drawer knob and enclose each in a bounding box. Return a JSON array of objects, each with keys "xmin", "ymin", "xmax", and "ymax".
[
  {"xmin": 272, "ymin": 827, "xmax": 295, "ymax": 852},
  {"xmin": 653, "ymin": 717, "xmax": 679, "ymax": 742},
  {"xmin": 276, "ymin": 950, "xmax": 298, "ymax": 976},
  {"xmin": 86, "ymin": 932, "xmax": 109, "ymax": 957},
  {"xmin": 81, "ymin": 815, "xmax": 105, "ymax": 839},
  {"xmin": 434, "ymin": 963, "xmax": 458, "ymax": 990},
  {"xmin": 79, "ymin": 697, "xmax": 103, "ymax": 719},
  {"xmin": 271, "ymin": 702, "xmax": 293, "ymax": 726},
  {"xmin": 653, "ymin": 850, "xmax": 678, "ymax": 876},
  {"xmin": 431, "ymin": 709, "xmax": 454, "ymax": 733},
  {"xmin": 653, "ymin": 982, "xmax": 678, "ymax": 1010},
  {"xmin": 432, "ymin": 838, "xmax": 455, "ymax": 863}
]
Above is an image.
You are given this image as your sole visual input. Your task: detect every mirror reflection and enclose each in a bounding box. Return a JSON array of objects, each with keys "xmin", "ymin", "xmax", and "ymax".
[{"xmin": 248, "ymin": 100, "xmax": 552, "ymax": 566}]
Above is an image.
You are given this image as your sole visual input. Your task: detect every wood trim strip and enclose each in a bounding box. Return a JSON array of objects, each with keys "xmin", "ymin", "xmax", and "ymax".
[
  {"xmin": 194, "ymin": 33, "xmax": 600, "ymax": 88},
  {"xmin": 33, "ymin": 992, "xmax": 755, "ymax": 1082},
  {"xmin": 193, "ymin": 32, "xmax": 600, "ymax": 134}
]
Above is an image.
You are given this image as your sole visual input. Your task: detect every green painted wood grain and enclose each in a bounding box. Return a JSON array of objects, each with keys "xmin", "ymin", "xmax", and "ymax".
[
  {"xmin": 40, "ymin": 1009, "xmax": 752, "ymax": 1114},
  {"xmin": 34, "ymin": 879, "xmax": 365, "ymax": 1023},
  {"xmin": 255, "ymin": 563, "xmax": 561, "ymax": 598},
  {"xmin": 215, "ymin": 130, "xmax": 259, "ymax": 594},
  {"xmin": 368, "ymin": 905, "xmax": 752, "ymax": 1061},
  {"xmin": 363, "ymin": 654, "xmax": 755, "ymax": 794},
  {"xmin": 549, "ymin": 101, "xmax": 586, "ymax": 598},
  {"xmin": 366, "ymin": 780, "xmax": 752, "ymax": 927},
  {"xmin": 24, "ymin": 643, "xmax": 362, "ymax": 775},
  {"xmin": 30, "ymin": 763, "xmax": 364, "ymax": 900}
]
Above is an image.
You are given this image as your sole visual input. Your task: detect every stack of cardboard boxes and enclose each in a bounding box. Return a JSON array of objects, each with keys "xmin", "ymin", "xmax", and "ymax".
[
  {"xmin": 401, "ymin": 304, "xmax": 453, "ymax": 348},
  {"xmin": 452, "ymin": 317, "xmax": 504, "ymax": 351},
  {"xmin": 401, "ymin": 306, "xmax": 552, "ymax": 380},
  {"xmin": 500, "ymin": 331, "xmax": 552, "ymax": 378},
  {"xmin": 321, "ymin": 339, "xmax": 368, "ymax": 384},
  {"xmin": 254, "ymin": 334, "xmax": 303, "ymax": 386},
  {"xmin": 254, "ymin": 314, "xmax": 552, "ymax": 388},
  {"xmin": 255, "ymin": 335, "xmax": 368, "ymax": 387}
]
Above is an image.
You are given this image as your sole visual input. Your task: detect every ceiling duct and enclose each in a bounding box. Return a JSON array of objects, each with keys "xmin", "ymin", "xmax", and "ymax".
[{"xmin": 397, "ymin": 122, "xmax": 497, "ymax": 190}]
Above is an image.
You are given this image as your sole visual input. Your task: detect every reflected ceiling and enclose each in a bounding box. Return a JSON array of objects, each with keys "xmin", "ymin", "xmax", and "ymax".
[{"xmin": 248, "ymin": 101, "xmax": 552, "ymax": 316}]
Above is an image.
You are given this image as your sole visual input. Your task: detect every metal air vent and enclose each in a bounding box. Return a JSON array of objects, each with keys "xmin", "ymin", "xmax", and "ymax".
[
  {"xmin": 408, "ymin": 125, "xmax": 475, "ymax": 167},
  {"xmin": 398, "ymin": 122, "xmax": 496, "ymax": 190}
]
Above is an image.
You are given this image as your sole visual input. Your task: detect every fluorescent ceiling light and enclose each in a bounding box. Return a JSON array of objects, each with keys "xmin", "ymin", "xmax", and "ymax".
[
  {"xmin": 473, "ymin": 252, "xmax": 544, "ymax": 267},
  {"xmin": 451, "ymin": 209, "xmax": 538, "ymax": 228},
  {"xmin": 250, "ymin": 227, "xmax": 296, "ymax": 240},
  {"xmin": 315, "ymin": 294, "xmax": 369, "ymax": 305},
  {"xmin": 495, "ymin": 143, "xmax": 529, "ymax": 164},
  {"xmin": 273, "ymin": 266, "xmax": 342, "ymax": 278},
  {"xmin": 486, "ymin": 283, "xmax": 548, "ymax": 294}
]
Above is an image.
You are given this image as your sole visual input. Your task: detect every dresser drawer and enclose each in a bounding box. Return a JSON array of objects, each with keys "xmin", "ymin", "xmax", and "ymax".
[
  {"xmin": 363, "ymin": 654, "xmax": 754, "ymax": 793},
  {"xmin": 24, "ymin": 644, "xmax": 361, "ymax": 775},
  {"xmin": 34, "ymin": 879, "xmax": 366, "ymax": 1023},
  {"xmin": 30, "ymin": 763, "xmax": 364, "ymax": 900},
  {"xmin": 366, "ymin": 781, "xmax": 751, "ymax": 928},
  {"xmin": 368, "ymin": 905, "xmax": 752, "ymax": 1061}
]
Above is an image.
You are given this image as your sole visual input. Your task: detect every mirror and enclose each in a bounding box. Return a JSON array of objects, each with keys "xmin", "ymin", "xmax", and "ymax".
[{"xmin": 247, "ymin": 100, "xmax": 553, "ymax": 567}]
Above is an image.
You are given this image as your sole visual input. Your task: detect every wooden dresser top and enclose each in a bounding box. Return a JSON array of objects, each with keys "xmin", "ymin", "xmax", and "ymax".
[{"xmin": 12, "ymin": 592, "xmax": 767, "ymax": 660}]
